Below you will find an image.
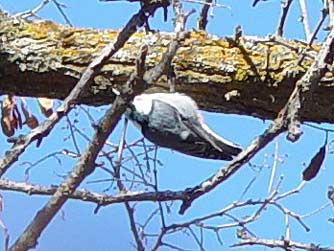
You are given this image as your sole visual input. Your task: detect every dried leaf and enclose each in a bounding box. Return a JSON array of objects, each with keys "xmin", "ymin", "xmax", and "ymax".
[
  {"xmin": 26, "ymin": 114, "xmax": 39, "ymax": 129},
  {"xmin": 20, "ymin": 100, "xmax": 39, "ymax": 129},
  {"xmin": 1, "ymin": 116, "xmax": 14, "ymax": 137},
  {"xmin": 1, "ymin": 95, "xmax": 21, "ymax": 137},
  {"xmin": 302, "ymin": 145, "xmax": 326, "ymax": 181},
  {"xmin": 37, "ymin": 97, "xmax": 53, "ymax": 117}
]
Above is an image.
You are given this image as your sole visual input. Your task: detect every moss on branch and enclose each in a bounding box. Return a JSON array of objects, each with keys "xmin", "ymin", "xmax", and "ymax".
[{"xmin": 0, "ymin": 12, "xmax": 333, "ymax": 122}]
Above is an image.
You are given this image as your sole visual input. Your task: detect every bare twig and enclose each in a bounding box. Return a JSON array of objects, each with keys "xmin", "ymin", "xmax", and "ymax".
[
  {"xmin": 298, "ymin": 0, "xmax": 311, "ymax": 41},
  {"xmin": 297, "ymin": 7, "xmax": 329, "ymax": 65},
  {"xmin": 231, "ymin": 236, "xmax": 334, "ymax": 251},
  {"xmin": 13, "ymin": 0, "xmax": 72, "ymax": 26},
  {"xmin": 111, "ymin": 44, "xmax": 152, "ymax": 249},
  {"xmin": 115, "ymin": 119, "xmax": 145, "ymax": 251},
  {"xmin": 0, "ymin": 178, "xmax": 186, "ymax": 205},
  {"xmin": 324, "ymin": 0, "xmax": 334, "ymax": 30},
  {"xmin": 152, "ymin": 147, "xmax": 167, "ymax": 229},
  {"xmin": 13, "ymin": 0, "xmax": 51, "ymax": 18},
  {"xmin": 0, "ymin": 217, "xmax": 9, "ymax": 251},
  {"xmin": 65, "ymin": 114, "xmax": 81, "ymax": 154},
  {"xmin": 276, "ymin": 0, "xmax": 293, "ymax": 37},
  {"xmin": 197, "ymin": 0, "xmax": 213, "ymax": 30},
  {"xmin": 267, "ymin": 139, "xmax": 279, "ymax": 194},
  {"xmin": 52, "ymin": 0, "xmax": 72, "ymax": 26}
]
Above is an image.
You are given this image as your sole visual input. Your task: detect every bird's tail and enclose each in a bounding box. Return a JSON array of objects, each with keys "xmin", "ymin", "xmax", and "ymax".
[{"xmin": 201, "ymin": 124, "xmax": 242, "ymax": 157}]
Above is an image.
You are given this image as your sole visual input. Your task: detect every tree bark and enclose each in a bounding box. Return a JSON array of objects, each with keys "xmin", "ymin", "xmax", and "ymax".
[{"xmin": 1, "ymin": 12, "xmax": 333, "ymax": 122}]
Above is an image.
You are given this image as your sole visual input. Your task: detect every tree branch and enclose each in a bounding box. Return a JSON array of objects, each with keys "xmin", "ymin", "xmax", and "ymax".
[
  {"xmin": 231, "ymin": 236, "xmax": 334, "ymax": 251},
  {"xmin": 0, "ymin": 178, "xmax": 186, "ymax": 205},
  {"xmin": 8, "ymin": 2, "xmax": 169, "ymax": 249},
  {"xmin": 178, "ymin": 27, "xmax": 334, "ymax": 214},
  {"xmin": 1, "ymin": 12, "xmax": 334, "ymax": 122}
]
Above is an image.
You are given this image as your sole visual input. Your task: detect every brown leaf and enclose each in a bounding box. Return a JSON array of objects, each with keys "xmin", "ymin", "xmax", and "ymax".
[
  {"xmin": 37, "ymin": 97, "xmax": 53, "ymax": 117},
  {"xmin": 1, "ymin": 116, "xmax": 14, "ymax": 137},
  {"xmin": 302, "ymin": 145, "xmax": 326, "ymax": 181},
  {"xmin": 20, "ymin": 100, "xmax": 39, "ymax": 129},
  {"xmin": 1, "ymin": 95, "xmax": 21, "ymax": 137}
]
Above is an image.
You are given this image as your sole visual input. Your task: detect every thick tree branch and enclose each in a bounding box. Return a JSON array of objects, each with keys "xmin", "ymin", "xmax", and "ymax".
[
  {"xmin": 178, "ymin": 27, "xmax": 334, "ymax": 214},
  {"xmin": 1, "ymin": 12, "xmax": 334, "ymax": 122}
]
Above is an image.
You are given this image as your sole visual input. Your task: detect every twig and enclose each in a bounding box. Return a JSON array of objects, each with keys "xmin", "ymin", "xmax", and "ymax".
[
  {"xmin": 111, "ymin": 51, "xmax": 153, "ymax": 246},
  {"xmin": 13, "ymin": 0, "xmax": 72, "ymax": 26},
  {"xmin": 301, "ymin": 202, "xmax": 332, "ymax": 218},
  {"xmin": 297, "ymin": 7, "xmax": 329, "ymax": 65},
  {"xmin": 276, "ymin": 0, "xmax": 293, "ymax": 37},
  {"xmin": 298, "ymin": 0, "xmax": 311, "ymax": 41},
  {"xmin": 0, "ymin": 178, "xmax": 187, "ymax": 205},
  {"xmin": 151, "ymin": 183, "xmax": 283, "ymax": 250},
  {"xmin": 153, "ymin": 147, "xmax": 166, "ymax": 228},
  {"xmin": 324, "ymin": 0, "xmax": 334, "ymax": 30},
  {"xmin": 182, "ymin": 0, "xmax": 228, "ymax": 9},
  {"xmin": 65, "ymin": 114, "xmax": 81, "ymax": 154},
  {"xmin": 231, "ymin": 236, "xmax": 334, "ymax": 251},
  {"xmin": 22, "ymin": 151, "xmax": 63, "ymax": 181},
  {"xmin": 115, "ymin": 119, "xmax": 145, "ymax": 251},
  {"xmin": 197, "ymin": 0, "xmax": 212, "ymax": 30},
  {"xmin": 0, "ymin": 217, "xmax": 9, "ymax": 251},
  {"xmin": 267, "ymin": 139, "xmax": 279, "ymax": 194},
  {"xmin": 13, "ymin": 0, "xmax": 51, "ymax": 18},
  {"xmin": 52, "ymin": 0, "xmax": 72, "ymax": 26},
  {"xmin": 304, "ymin": 122, "xmax": 334, "ymax": 133}
]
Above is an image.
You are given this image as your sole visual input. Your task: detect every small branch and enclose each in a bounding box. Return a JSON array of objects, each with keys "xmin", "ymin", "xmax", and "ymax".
[
  {"xmin": 276, "ymin": 0, "xmax": 293, "ymax": 37},
  {"xmin": 13, "ymin": 0, "xmax": 72, "ymax": 26},
  {"xmin": 0, "ymin": 178, "xmax": 187, "ymax": 205},
  {"xmin": 197, "ymin": 0, "xmax": 212, "ymax": 30},
  {"xmin": 267, "ymin": 139, "xmax": 279, "ymax": 194},
  {"xmin": 323, "ymin": 0, "xmax": 334, "ymax": 30},
  {"xmin": 296, "ymin": 7, "xmax": 329, "ymax": 64},
  {"xmin": 231, "ymin": 236, "xmax": 334, "ymax": 251},
  {"xmin": 115, "ymin": 120, "xmax": 145, "ymax": 251},
  {"xmin": 52, "ymin": 0, "xmax": 73, "ymax": 26},
  {"xmin": 298, "ymin": 0, "xmax": 311, "ymax": 41},
  {"xmin": 13, "ymin": 0, "xmax": 51, "ymax": 18}
]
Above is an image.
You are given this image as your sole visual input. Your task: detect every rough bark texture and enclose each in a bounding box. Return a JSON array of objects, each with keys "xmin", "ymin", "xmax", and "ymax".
[{"xmin": 1, "ymin": 12, "xmax": 334, "ymax": 122}]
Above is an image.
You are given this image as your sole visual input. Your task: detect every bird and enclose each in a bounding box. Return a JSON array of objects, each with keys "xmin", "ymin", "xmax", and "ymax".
[{"xmin": 125, "ymin": 92, "xmax": 242, "ymax": 160}]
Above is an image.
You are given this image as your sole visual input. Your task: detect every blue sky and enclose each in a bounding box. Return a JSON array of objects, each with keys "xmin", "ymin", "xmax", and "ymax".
[{"xmin": 0, "ymin": 0, "xmax": 333, "ymax": 250}]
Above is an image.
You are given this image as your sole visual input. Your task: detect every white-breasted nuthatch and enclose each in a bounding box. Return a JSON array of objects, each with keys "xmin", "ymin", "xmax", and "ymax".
[{"xmin": 125, "ymin": 93, "xmax": 242, "ymax": 160}]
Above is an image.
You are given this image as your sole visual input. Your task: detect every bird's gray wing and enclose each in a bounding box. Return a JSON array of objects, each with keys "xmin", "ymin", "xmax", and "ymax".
[
  {"xmin": 179, "ymin": 114, "xmax": 242, "ymax": 157},
  {"xmin": 152, "ymin": 93, "xmax": 242, "ymax": 157}
]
